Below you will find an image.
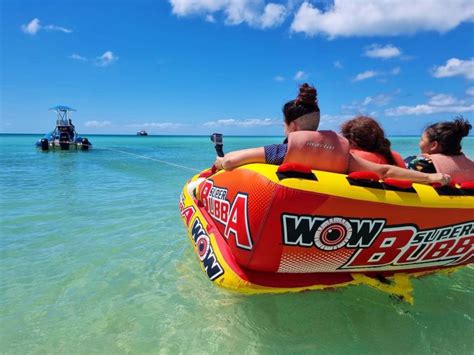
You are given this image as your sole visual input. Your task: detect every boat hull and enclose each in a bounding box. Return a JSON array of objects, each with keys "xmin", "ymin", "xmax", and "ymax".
[{"xmin": 36, "ymin": 138, "xmax": 91, "ymax": 151}]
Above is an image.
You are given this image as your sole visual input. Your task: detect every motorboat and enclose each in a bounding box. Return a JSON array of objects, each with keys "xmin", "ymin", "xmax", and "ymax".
[{"xmin": 36, "ymin": 106, "xmax": 91, "ymax": 151}]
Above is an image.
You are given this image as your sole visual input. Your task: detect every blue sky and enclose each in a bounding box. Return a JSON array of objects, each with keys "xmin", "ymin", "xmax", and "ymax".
[{"xmin": 1, "ymin": 0, "xmax": 474, "ymax": 135}]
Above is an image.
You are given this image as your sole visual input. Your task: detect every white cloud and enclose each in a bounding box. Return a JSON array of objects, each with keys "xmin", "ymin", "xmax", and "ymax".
[
  {"xmin": 362, "ymin": 93, "xmax": 395, "ymax": 107},
  {"xmin": 427, "ymin": 94, "xmax": 458, "ymax": 106},
  {"xmin": 365, "ymin": 44, "xmax": 401, "ymax": 59},
  {"xmin": 205, "ymin": 14, "xmax": 216, "ymax": 23},
  {"xmin": 127, "ymin": 122, "xmax": 183, "ymax": 130},
  {"xmin": 204, "ymin": 118, "xmax": 280, "ymax": 127},
  {"xmin": 169, "ymin": 0, "xmax": 223, "ymax": 16},
  {"xmin": 44, "ymin": 25, "xmax": 72, "ymax": 33},
  {"xmin": 70, "ymin": 51, "xmax": 118, "ymax": 66},
  {"xmin": 391, "ymin": 67, "xmax": 401, "ymax": 75},
  {"xmin": 85, "ymin": 120, "xmax": 112, "ymax": 128},
  {"xmin": 432, "ymin": 58, "xmax": 474, "ymax": 80},
  {"xmin": 260, "ymin": 3, "xmax": 287, "ymax": 28},
  {"xmin": 318, "ymin": 113, "xmax": 353, "ymax": 130},
  {"xmin": 95, "ymin": 51, "xmax": 118, "ymax": 67},
  {"xmin": 467, "ymin": 87, "xmax": 474, "ymax": 96},
  {"xmin": 291, "ymin": 0, "xmax": 474, "ymax": 38},
  {"xmin": 70, "ymin": 53, "xmax": 87, "ymax": 61},
  {"xmin": 21, "ymin": 18, "xmax": 41, "ymax": 35},
  {"xmin": 342, "ymin": 90, "xmax": 400, "ymax": 113},
  {"xmin": 386, "ymin": 104, "xmax": 474, "ymax": 116},
  {"xmin": 274, "ymin": 75, "xmax": 285, "ymax": 82},
  {"xmin": 21, "ymin": 18, "xmax": 72, "ymax": 35},
  {"xmin": 385, "ymin": 92, "xmax": 474, "ymax": 116},
  {"xmin": 169, "ymin": 0, "xmax": 288, "ymax": 29},
  {"xmin": 352, "ymin": 68, "xmax": 400, "ymax": 82},
  {"xmin": 333, "ymin": 60, "xmax": 343, "ymax": 69},
  {"xmin": 353, "ymin": 70, "xmax": 378, "ymax": 82},
  {"xmin": 293, "ymin": 70, "xmax": 308, "ymax": 80}
]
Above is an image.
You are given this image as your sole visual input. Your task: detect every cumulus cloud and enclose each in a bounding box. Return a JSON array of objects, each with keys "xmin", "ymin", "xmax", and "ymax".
[
  {"xmin": 260, "ymin": 3, "xmax": 287, "ymax": 28},
  {"xmin": 353, "ymin": 70, "xmax": 378, "ymax": 82},
  {"xmin": 391, "ymin": 67, "xmax": 401, "ymax": 75},
  {"xmin": 386, "ymin": 104, "xmax": 474, "ymax": 116},
  {"xmin": 21, "ymin": 18, "xmax": 72, "ymax": 35},
  {"xmin": 293, "ymin": 70, "xmax": 308, "ymax": 80},
  {"xmin": 318, "ymin": 113, "xmax": 354, "ymax": 129},
  {"xmin": 365, "ymin": 44, "xmax": 401, "ymax": 59},
  {"xmin": 291, "ymin": 0, "xmax": 474, "ymax": 38},
  {"xmin": 362, "ymin": 93, "xmax": 397, "ymax": 107},
  {"xmin": 127, "ymin": 122, "xmax": 183, "ymax": 130},
  {"xmin": 169, "ymin": 0, "xmax": 223, "ymax": 16},
  {"xmin": 95, "ymin": 51, "xmax": 118, "ymax": 67},
  {"xmin": 427, "ymin": 94, "xmax": 458, "ymax": 106},
  {"xmin": 205, "ymin": 14, "xmax": 216, "ymax": 23},
  {"xmin": 385, "ymin": 92, "xmax": 474, "ymax": 116},
  {"xmin": 21, "ymin": 18, "xmax": 41, "ymax": 34},
  {"xmin": 44, "ymin": 25, "xmax": 72, "ymax": 33},
  {"xmin": 85, "ymin": 120, "xmax": 112, "ymax": 128},
  {"xmin": 432, "ymin": 58, "xmax": 474, "ymax": 80},
  {"xmin": 352, "ymin": 67, "xmax": 400, "ymax": 82},
  {"xmin": 70, "ymin": 53, "xmax": 87, "ymax": 61},
  {"xmin": 342, "ymin": 90, "xmax": 400, "ymax": 113},
  {"xmin": 70, "ymin": 51, "xmax": 118, "ymax": 66},
  {"xmin": 169, "ymin": 0, "xmax": 287, "ymax": 29},
  {"xmin": 204, "ymin": 118, "xmax": 280, "ymax": 127},
  {"xmin": 274, "ymin": 75, "xmax": 285, "ymax": 82},
  {"xmin": 466, "ymin": 87, "xmax": 474, "ymax": 96}
]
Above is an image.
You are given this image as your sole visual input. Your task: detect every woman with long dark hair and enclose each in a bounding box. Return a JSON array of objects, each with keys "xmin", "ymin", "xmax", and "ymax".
[
  {"xmin": 341, "ymin": 116, "xmax": 405, "ymax": 168},
  {"xmin": 407, "ymin": 118, "xmax": 474, "ymax": 183}
]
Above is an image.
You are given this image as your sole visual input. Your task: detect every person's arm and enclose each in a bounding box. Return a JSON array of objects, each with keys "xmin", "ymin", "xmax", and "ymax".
[
  {"xmin": 349, "ymin": 154, "xmax": 450, "ymax": 185},
  {"xmin": 214, "ymin": 147, "xmax": 265, "ymax": 171}
]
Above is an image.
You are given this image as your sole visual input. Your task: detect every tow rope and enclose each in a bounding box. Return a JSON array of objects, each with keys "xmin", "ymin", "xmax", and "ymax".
[{"xmin": 102, "ymin": 147, "xmax": 201, "ymax": 172}]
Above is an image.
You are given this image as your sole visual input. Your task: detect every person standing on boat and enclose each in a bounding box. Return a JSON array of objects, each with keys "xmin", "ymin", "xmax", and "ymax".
[
  {"xmin": 213, "ymin": 83, "xmax": 451, "ymax": 186},
  {"xmin": 67, "ymin": 119, "xmax": 76, "ymax": 139},
  {"xmin": 406, "ymin": 118, "xmax": 474, "ymax": 183}
]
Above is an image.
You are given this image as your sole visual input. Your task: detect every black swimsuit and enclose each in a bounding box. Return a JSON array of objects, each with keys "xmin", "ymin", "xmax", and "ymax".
[{"xmin": 406, "ymin": 156, "xmax": 437, "ymax": 173}]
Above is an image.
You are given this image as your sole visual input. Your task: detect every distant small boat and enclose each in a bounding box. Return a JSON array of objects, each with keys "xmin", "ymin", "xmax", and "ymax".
[
  {"xmin": 137, "ymin": 130, "xmax": 148, "ymax": 136},
  {"xmin": 36, "ymin": 106, "xmax": 92, "ymax": 151}
]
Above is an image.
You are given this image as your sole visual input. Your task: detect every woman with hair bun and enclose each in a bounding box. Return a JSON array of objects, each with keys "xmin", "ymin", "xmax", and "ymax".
[
  {"xmin": 407, "ymin": 117, "xmax": 474, "ymax": 183},
  {"xmin": 214, "ymin": 83, "xmax": 451, "ymax": 186},
  {"xmin": 341, "ymin": 116, "xmax": 406, "ymax": 168}
]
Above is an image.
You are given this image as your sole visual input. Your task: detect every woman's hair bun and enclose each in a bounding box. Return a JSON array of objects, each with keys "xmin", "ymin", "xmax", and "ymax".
[
  {"xmin": 425, "ymin": 116, "xmax": 471, "ymax": 155},
  {"xmin": 453, "ymin": 117, "xmax": 472, "ymax": 138},
  {"xmin": 295, "ymin": 83, "xmax": 318, "ymax": 107}
]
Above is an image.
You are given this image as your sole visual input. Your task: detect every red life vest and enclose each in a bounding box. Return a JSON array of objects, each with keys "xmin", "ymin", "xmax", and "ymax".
[
  {"xmin": 350, "ymin": 149, "xmax": 406, "ymax": 168},
  {"xmin": 283, "ymin": 130, "xmax": 350, "ymax": 173},
  {"xmin": 426, "ymin": 153, "xmax": 474, "ymax": 183}
]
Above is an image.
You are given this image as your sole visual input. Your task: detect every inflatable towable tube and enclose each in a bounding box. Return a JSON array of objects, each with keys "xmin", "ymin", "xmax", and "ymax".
[{"xmin": 179, "ymin": 163, "xmax": 473, "ymax": 300}]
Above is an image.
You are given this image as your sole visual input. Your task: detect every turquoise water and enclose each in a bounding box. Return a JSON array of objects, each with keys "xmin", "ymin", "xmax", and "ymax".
[{"xmin": 1, "ymin": 134, "xmax": 473, "ymax": 354}]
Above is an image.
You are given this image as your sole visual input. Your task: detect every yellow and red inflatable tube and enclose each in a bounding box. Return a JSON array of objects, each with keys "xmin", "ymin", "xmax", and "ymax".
[{"xmin": 179, "ymin": 163, "xmax": 473, "ymax": 301}]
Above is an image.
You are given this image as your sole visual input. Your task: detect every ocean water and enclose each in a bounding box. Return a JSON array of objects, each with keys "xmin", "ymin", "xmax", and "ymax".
[{"xmin": 1, "ymin": 134, "xmax": 473, "ymax": 354}]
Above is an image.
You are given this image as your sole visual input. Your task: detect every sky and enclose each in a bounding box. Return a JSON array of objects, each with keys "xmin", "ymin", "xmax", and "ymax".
[{"xmin": 1, "ymin": 0, "xmax": 474, "ymax": 136}]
